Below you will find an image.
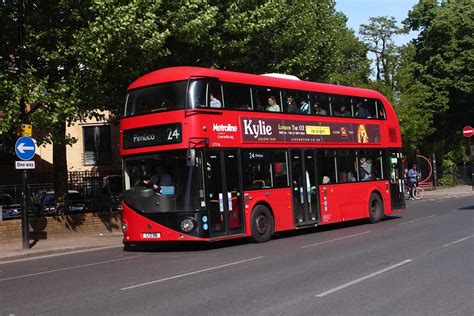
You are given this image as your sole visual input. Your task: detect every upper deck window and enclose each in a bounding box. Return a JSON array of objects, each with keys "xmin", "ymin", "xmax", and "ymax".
[
  {"xmin": 223, "ymin": 83, "xmax": 252, "ymax": 110},
  {"xmin": 124, "ymin": 77, "xmax": 388, "ymax": 120},
  {"xmin": 252, "ymin": 86, "xmax": 282, "ymax": 112},
  {"xmin": 125, "ymin": 81, "xmax": 187, "ymax": 117},
  {"xmin": 353, "ymin": 97, "xmax": 376, "ymax": 119}
]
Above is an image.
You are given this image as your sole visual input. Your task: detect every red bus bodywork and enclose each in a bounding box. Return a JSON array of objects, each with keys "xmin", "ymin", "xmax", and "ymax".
[{"xmin": 120, "ymin": 67, "xmax": 404, "ymax": 244}]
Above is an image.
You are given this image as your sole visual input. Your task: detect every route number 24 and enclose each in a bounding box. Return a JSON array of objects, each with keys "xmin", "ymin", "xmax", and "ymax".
[{"xmin": 167, "ymin": 128, "xmax": 180, "ymax": 140}]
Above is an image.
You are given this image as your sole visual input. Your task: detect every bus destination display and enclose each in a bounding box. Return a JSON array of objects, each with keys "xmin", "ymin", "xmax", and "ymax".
[{"xmin": 123, "ymin": 123, "xmax": 182, "ymax": 149}]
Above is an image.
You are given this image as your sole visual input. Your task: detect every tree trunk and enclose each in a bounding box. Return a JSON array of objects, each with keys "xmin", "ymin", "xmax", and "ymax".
[
  {"xmin": 53, "ymin": 121, "xmax": 68, "ymax": 214},
  {"xmin": 375, "ymin": 54, "xmax": 381, "ymax": 81}
]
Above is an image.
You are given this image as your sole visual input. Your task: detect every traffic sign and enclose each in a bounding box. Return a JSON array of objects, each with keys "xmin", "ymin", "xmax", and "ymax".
[
  {"xmin": 15, "ymin": 136, "xmax": 36, "ymax": 160},
  {"xmin": 15, "ymin": 161, "xmax": 35, "ymax": 169},
  {"xmin": 21, "ymin": 123, "xmax": 32, "ymax": 137},
  {"xmin": 463, "ymin": 125, "xmax": 473, "ymax": 137}
]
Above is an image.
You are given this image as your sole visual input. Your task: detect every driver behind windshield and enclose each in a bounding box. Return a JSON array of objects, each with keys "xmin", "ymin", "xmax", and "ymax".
[{"xmin": 143, "ymin": 164, "xmax": 173, "ymax": 192}]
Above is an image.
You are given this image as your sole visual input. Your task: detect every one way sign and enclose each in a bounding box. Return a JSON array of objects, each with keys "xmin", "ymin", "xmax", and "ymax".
[{"xmin": 15, "ymin": 136, "xmax": 37, "ymax": 161}]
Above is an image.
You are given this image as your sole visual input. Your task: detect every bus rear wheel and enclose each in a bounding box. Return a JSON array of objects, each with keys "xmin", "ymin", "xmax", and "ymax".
[
  {"xmin": 368, "ymin": 193, "xmax": 383, "ymax": 223},
  {"xmin": 250, "ymin": 205, "xmax": 274, "ymax": 243}
]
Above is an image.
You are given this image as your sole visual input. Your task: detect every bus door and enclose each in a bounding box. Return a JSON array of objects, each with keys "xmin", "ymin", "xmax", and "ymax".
[
  {"xmin": 290, "ymin": 150, "xmax": 319, "ymax": 226},
  {"xmin": 205, "ymin": 149, "xmax": 244, "ymax": 237},
  {"xmin": 388, "ymin": 150, "xmax": 405, "ymax": 210}
]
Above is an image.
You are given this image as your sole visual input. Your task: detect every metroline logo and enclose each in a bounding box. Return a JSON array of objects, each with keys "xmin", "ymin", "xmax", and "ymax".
[{"xmin": 212, "ymin": 123, "xmax": 238, "ymax": 132}]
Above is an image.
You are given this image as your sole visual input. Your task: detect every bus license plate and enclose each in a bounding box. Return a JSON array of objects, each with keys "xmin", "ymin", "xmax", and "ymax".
[{"xmin": 142, "ymin": 233, "xmax": 161, "ymax": 239}]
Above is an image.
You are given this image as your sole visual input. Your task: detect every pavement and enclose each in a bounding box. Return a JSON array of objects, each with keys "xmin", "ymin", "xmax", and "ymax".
[
  {"xmin": 0, "ymin": 232, "xmax": 123, "ymax": 263},
  {"xmin": 0, "ymin": 184, "xmax": 471, "ymax": 263}
]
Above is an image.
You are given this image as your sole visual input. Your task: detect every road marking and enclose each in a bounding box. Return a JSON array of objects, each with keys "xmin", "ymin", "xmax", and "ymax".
[
  {"xmin": 120, "ymin": 256, "xmax": 263, "ymax": 291},
  {"xmin": 442, "ymin": 235, "xmax": 474, "ymax": 248},
  {"xmin": 315, "ymin": 259, "xmax": 413, "ymax": 298},
  {"xmin": 397, "ymin": 215, "xmax": 436, "ymax": 226},
  {"xmin": 300, "ymin": 231, "xmax": 371, "ymax": 249},
  {"xmin": 0, "ymin": 257, "xmax": 134, "ymax": 282}
]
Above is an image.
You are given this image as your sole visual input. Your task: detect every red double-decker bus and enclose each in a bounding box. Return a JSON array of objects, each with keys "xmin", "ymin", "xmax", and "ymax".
[{"xmin": 120, "ymin": 67, "xmax": 405, "ymax": 246}]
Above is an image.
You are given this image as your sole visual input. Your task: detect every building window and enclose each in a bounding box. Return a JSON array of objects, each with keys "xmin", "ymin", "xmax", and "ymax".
[{"xmin": 83, "ymin": 125, "xmax": 112, "ymax": 165}]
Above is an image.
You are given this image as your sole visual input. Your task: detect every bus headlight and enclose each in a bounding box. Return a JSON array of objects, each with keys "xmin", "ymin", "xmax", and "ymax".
[{"xmin": 180, "ymin": 218, "xmax": 195, "ymax": 233}]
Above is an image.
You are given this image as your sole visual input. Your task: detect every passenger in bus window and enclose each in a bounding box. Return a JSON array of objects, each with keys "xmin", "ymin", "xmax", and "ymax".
[
  {"xmin": 266, "ymin": 96, "xmax": 280, "ymax": 112},
  {"xmin": 209, "ymin": 93, "xmax": 222, "ymax": 108},
  {"xmin": 286, "ymin": 96, "xmax": 297, "ymax": 113},
  {"xmin": 359, "ymin": 157, "xmax": 373, "ymax": 181},
  {"xmin": 355, "ymin": 102, "xmax": 368, "ymax": 118},
  {"xmin": 378, "ymin": 106, "xmax": 386, "ymax": 119},
  {"xmin": 322, "ymin": 176, "xmax": 331, "ymax": 184},
  {"xmin": 336, "ymin": 105, "xmax": 351, "ymax": 117},
  {"xmin": 298, "ymin": 98, "xmax": 310, "ymax": 114},
  {"xmin": 312, "ymin": 102, "xmax": 327, "ymax": 115}
]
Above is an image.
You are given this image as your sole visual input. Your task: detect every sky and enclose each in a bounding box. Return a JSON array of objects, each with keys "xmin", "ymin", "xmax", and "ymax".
[{"xmin": 335, "ymin": 0, "xmax": 419, "ymax": 46}]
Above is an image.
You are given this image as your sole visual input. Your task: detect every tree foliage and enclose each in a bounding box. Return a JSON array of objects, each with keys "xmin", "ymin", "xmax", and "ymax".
[
  {"xmin": 0, "ymin": 0, "xmax": 371, "ymax": 199},
  {"xmin": 400, "ymin": 0, "xmax": 474, "ymax": 158},
  {"xmin": 359, "ymin": 16, "xmax": 401, "ymax": 89}
]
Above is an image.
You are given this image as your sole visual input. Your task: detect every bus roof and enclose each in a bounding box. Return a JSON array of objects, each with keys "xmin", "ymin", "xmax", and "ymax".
[{"xmin": 127, "ymin": 66, "xmax": 385, "ymax": 101}]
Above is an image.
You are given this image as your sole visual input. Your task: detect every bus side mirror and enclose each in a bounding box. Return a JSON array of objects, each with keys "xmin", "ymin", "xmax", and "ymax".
[{"xmin": 187, "ymin": 149, "xmax": 196, "ymax": 167}]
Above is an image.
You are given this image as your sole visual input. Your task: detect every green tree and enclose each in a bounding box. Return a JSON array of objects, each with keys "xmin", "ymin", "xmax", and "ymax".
[
  {"xmin": 359, "ymin": 16, "xmax": 401, "ymax": 89},
  {"xmin": 394, "ymin": 44, "xmax": 434, "ymax": 152},
  {"xmin": 330, "ymin": 14, "xmax": 371, "ymax": 86},
  {"xmin": 1, "ymin": 0, "xmax": 371, "ymax": 206},
  {"xmin": 1, "ymin": 1, "xmax": 98, "ymax": 209},
  {"xmin": 402, "ymin": 0, "xmax": 474, "ymax": 160}
]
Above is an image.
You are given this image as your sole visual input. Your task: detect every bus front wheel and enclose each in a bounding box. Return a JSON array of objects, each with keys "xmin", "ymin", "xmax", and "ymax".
[
  {"xmin": 368, "ymin": 193, "xmax": 383, "ymax": 223},
  {"xmin": 250, "ymin": 205, "xmax": 274, "ymax": 243}
]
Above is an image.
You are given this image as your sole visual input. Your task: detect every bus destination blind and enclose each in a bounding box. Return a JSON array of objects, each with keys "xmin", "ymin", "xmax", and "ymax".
[{"xmin": 123, "ymin": 123, "xmax": 182, "ymax": 149}]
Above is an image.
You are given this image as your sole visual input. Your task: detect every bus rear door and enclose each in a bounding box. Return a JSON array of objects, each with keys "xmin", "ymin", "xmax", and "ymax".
[{"xmin": 388, "ymin": 150, "xmax": 405, "ymax": 210}]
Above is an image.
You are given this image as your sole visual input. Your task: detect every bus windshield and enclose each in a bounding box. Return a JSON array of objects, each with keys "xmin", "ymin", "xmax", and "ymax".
[
  {"xmin": 125, "ymin": 81, "xmax": 187, "ymax": 116},
  {"xmin": 124, "ymin": 150, "xmax": 204, "ymax": 212}
]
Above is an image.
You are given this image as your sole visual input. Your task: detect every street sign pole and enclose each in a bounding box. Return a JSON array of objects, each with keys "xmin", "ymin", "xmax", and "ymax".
[
  {"xmin": 462, "ymin": 125, "xmax": 473, "ymax": 190},
  {"xmin": 21, "ymin": 169, "xmax": 29, "ymax": 249},
  {"xmin": 15, "ymin": 136, "xmax": 36, "ymax": 249}
]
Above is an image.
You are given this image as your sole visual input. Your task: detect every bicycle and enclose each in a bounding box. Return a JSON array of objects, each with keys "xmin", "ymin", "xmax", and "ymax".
[{"xmin": 404, "ymin": 183, "xmax": 424, "ymax": 200}]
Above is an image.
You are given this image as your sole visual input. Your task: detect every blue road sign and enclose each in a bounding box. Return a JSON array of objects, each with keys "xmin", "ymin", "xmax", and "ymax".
[{"xmin": 15, "ymin": 136, "xmax": 36, "ymax": 161}]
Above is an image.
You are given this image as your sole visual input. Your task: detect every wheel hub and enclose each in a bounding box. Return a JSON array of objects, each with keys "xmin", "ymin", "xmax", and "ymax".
[{"xmin": 256, "ymin": 215, "xmax": 268, "ymax": 234}]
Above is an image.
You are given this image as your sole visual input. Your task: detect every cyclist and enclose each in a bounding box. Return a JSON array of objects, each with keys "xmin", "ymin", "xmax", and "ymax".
[{"xmin": 407, "ymin": 163, "xmax": 419, "ymax": 200}]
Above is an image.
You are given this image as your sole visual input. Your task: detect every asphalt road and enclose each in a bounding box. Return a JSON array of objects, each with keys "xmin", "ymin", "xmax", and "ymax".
[{"xmin": 1, "ymin": 194, "xmax": 473, "ymax": 315}]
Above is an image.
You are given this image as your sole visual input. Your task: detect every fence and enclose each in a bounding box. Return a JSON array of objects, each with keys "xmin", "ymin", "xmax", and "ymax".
[
  {"xmin": 454, "ymin": 162, "xmax": 473, "ymax": 185},
  {"xmin": 0, "ymin": 170, "xmax": 122, "ymax": 219}
]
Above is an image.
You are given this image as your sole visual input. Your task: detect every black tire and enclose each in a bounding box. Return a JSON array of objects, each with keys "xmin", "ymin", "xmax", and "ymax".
[
  {"xmin": 250, "ymin": 205, "xmax": 274, "ymax": 243},
  {"xmin": 368, "ymin": 193, "xmax": 383, "ymax": 223}
]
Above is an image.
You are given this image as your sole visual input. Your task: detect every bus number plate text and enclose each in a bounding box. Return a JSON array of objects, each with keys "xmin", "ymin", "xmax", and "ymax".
[{"xmin": 142, "ymin": 232, "xmax": 161, "ymax": 239}]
